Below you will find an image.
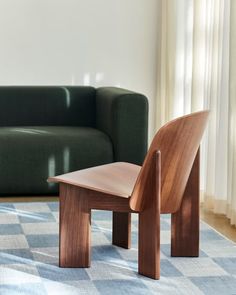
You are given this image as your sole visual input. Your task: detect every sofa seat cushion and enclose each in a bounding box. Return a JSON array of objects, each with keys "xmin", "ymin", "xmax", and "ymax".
[{"xmin": 0, "ymin": 126, "xmax": 113, "ymax": 195}]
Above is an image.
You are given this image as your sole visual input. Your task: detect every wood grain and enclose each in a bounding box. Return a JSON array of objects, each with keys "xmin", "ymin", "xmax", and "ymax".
[
  {"xmin": 138, "ymin": 151, "xmax": 161, "ymax": 279},
  {"xmin": 48, "ymin": 162, "xmax": 141, "ymax": 198},
  {"xmin": 112, "ymin": 212, "xmax": 131, "ymax": 249},
  {"xmin": 171, "ymin": 148, "xmax": 200, "ymax": 257},
  {"xmin": 88, "ymin": 190, "xmax": 132, "ymax": 212},
  {"xmin": 48, "ymin": 111, "xmax": 209, "ymax": 280},
  {"xmin": 130, "ymin": 111, "xmax": 209, "ymax": 213},
  {"xmin": 59, "ymin": 184, "xmax": 91, "ymax": 267}
]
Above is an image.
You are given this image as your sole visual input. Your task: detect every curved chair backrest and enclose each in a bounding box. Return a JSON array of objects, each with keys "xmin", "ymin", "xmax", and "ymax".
[{"xmin": 130, "ymin": 111, "xmax": 209, "ymax": 213}]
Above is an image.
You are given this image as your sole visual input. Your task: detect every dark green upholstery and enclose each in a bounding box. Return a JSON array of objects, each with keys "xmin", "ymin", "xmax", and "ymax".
[
  {"xmin": 96, "ymin": 87, "xmax": 148, "ymax": 165},
  {"xmin": 0, "ymin": 86, "xmax": 96, "ymax": 127},
  {"xmin": 0, "ymin": 86, "xmax": 148, "ymax": 196},
  {"xmin": 0, "ymin": 127, "xmax": 112, "ymax": 195}
]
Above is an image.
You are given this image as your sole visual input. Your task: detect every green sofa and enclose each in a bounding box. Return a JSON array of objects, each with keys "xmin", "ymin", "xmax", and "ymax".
[{"xmin": 0, "ymin": 86, "xmax": 148, "ymax": 196}]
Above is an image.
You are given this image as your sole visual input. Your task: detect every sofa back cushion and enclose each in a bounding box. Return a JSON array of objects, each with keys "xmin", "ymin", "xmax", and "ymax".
[{"xmin": 0, "ymin": 86, "xmax": 96, "ymax": 127}]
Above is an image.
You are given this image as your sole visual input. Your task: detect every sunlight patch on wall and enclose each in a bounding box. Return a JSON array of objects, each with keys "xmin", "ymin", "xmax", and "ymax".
[
  {"xmin": 95, "ymin": 72, "xmax": 104, "ymax": 83},
  {"xmin": 71, "ymin": 75, "xmax": 75, "ymax": 85},
  {"xmin": 83, "ymin": 73, "xmax": 90, "ymax": 85}
]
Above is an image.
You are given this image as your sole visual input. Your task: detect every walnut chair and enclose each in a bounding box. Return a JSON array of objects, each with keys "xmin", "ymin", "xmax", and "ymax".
[{"xmin": 48, "ymin": 111, "xmax": 209, "ymax": 280}]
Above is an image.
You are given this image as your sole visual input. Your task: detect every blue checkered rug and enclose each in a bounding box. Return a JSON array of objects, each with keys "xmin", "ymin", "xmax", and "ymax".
[{"xmin": 0, "ymin": 202, "xmax": 236, "ymax": 295}]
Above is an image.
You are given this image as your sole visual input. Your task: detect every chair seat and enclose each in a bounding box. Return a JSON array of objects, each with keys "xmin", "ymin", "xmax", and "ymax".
[{"xmin": 48, "ymin": 162, "xmax": 141, "ymax": 198}]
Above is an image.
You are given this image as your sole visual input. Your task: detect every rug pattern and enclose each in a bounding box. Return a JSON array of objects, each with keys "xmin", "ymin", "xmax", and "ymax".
[{"xmin": 0, "ymin": 202, "xmax": 236, "ymax": 295}]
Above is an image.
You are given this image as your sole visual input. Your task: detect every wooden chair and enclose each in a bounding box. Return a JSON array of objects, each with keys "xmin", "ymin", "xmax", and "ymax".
[{"xmin": 48, "ymin": 111, "xmax": 209, "ymax": 280}]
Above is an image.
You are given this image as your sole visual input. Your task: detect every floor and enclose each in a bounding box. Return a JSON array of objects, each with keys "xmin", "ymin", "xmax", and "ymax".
[
  {"xmin": 0, "ymin": 196, "xmax": 236, "ymax": 243},
  {"xmin": 200, "ymin": 207, "xmax": 236, "ymax": 242},
  {"xmin": 1, "ymin": 201, "xmax": 236, "ymax": 295}
]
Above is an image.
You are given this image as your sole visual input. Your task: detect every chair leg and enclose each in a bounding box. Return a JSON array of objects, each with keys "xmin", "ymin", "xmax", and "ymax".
[
  {"xmin": 59, "ymin": 184, "xmax": 91, "ymax": 267},
  {"xmin": 138, "ymin": 151, "xmax": 161, "ymax": 279},
  {"xmin": 112, "ymin": 212, "xmax": 131, "ymax": 249},
  {"xmin": 138, "ymin": 203, "xmax": 160, "ymax": 279},
  {"xmin": 171, "ymin": 149, "xmax": 200, "ymax": 257}
]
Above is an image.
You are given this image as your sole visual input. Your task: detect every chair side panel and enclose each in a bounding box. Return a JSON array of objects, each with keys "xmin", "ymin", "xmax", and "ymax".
[{"xmin": 130, "ymin": 111, "xmax": 209, "ymax": 213}]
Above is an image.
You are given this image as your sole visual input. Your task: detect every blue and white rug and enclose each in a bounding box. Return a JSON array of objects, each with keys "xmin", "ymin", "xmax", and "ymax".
[{"xmin": 0, "ymin": 202, "xmax": 236, "ymax": 295}]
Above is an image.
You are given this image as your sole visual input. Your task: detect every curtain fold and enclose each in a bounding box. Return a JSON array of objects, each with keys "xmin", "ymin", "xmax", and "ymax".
[
  {"xmin": 156, "ymin": 0, "xmax": 236, "ymax": 225},
  {"xmin": 228, "ymin": 0, "xmax": 236, "ymax": 225}
]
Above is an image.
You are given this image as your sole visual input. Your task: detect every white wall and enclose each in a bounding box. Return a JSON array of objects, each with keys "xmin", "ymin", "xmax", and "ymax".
[{"xmin": 0, "ymin": 0, "xmax": 158, "ymax": 138}]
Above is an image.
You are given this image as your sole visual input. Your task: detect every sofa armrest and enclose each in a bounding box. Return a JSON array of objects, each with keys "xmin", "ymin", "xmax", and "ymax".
[{"xmin": 96, "ymin": 87, "xmax": 148, "ymax": 165}]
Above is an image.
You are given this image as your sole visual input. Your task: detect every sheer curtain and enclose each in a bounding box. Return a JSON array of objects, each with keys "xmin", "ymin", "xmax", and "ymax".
[
  {"xmin": 156, "ymin": 0, "xmax": 236, "ymax": 225},
  {"xmin": 228, "ymin": 0, "xmax": 236, "ymax": 225}
]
